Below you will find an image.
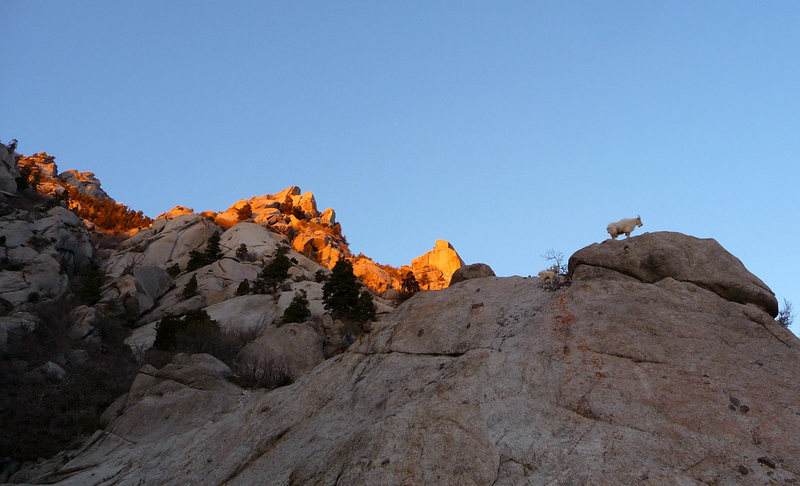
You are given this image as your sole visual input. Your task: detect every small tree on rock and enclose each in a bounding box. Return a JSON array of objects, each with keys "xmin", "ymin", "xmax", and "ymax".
[
  {"xmin": 235, "ymin": 243, "xmax": 249, "ymax": 261},
  {"xmin": 183, "ymin": 274, "xmax": 198, "ymax": 299},
  {"xmin": 205, "ymin": 231, "xmax": 223, "ymax": 261},
  {"xmin": 282, "ymin": 290, "xmax": 311, "ymax": 324},
  {"xmin": 356, "ymin": 290, "xmax": 376, "ymax": 321},
  {"xmin": 400, "ymin": 272, "xmax": 420, "ymax": 300},
  {"xmin": 778, "ymin": 299, "xmax": 794, "ymax": 328},
  {"xmin": 186, "ymin": 231, "xmax": 224, "ymax": 271},
  {"xmin": 280, "ymin": 194, "xmax": 294, "ymax": 214},
  {"xmin": 237, "ymin": 203, "xmax": 253, "ymax": 222},
  {"xmin": 253, "ymin": 245, "xmax": 292, "ymax": 294},
  {"xmin": 236, "ymin": 279, "xmax": 250, "ymax": 296},
  {"xmin": 323, "ymin": 259, "xmax": 375, "ymax": 322}
]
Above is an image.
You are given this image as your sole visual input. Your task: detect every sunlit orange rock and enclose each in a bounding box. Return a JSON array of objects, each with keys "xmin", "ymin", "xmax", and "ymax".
[
  {"xmin": 156, "ymin": 205, "xmax": 195, "ymax": 220},
  {"xmin": 352, "ymin": 258, "xmax": 393, "ymax": 295},
  {"xmin": 411, "ymin": 240, "xmax": 465, "ymax": 290}
]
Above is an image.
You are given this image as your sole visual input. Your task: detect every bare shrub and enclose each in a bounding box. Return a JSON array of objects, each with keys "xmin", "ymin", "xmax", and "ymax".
[
  {"xmin": 778, "ymin": 299, "xmax": 794, "ymax": 328},
  {"xmin": 541, "ymin": 249, "xmax": 571, "ymax": 291},
  {"xmin": 233, "ymin": 356, "xmax": 293, "ymax": 389}
]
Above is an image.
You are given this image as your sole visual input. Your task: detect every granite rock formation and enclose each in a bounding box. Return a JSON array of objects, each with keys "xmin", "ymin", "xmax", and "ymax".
[{"xmin": 14, "ymin": 232, "xmax": 798, "ymax": 485}]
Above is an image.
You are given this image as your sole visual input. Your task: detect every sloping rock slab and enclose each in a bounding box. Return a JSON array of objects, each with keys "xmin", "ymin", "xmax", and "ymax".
[
  {"xmin": 568, "ymin": 231, "xmax": 778, "ymax": 316},
  {"xmin": 16, "ymin": 269, "xmax": 800, "ymax": 484}
]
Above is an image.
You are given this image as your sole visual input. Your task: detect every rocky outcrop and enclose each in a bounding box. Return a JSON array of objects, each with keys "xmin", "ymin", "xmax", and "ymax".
[
  {"xmin": 156, "ymin": 205, "xmax": 195, "ymax": 220},
  {"xmin": 0, "ymin": 312, "xmax": 40, "ymax": 352},
  {"xmin": 107, "ymin": 214, "xmax": 221, "ymax": 276},
  {"xmin": 16, "ymin": 152, "xmax": 114, "ymax": 201},
  {"xmin": 58, "ymin": 170, "xmax": 112, "ymax": 202},
  {"xmin": 411, "ymin": 239, "xmax": 465, "ymax": 290},
  {"xmin": 19, "ymin": 233, "xmax": 798, "ymax": 485},
  {"xmin": 449, "ymin": 263, "xmax": 495, "ymax": 285},
  {"xmin": 0, "ymin": 142, "xmax": 20, "ymax": 194},
  {"xmin": 0, "ymin": 206, "xmax": 94, "ymax": 306},
  {"xmin": 568, "ymin": 231, "xmax": 779, "ymax": 316},
  {"xmin": 352, "ymin": 258, "xmax": 394, "ymax": 295}
]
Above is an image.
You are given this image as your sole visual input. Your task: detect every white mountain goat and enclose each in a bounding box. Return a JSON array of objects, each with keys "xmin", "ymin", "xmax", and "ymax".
[
  {"xmin": 607, "ymin": 215, "xmax": 643, "ymax": 239},
  {"xmin": 538, "ymin": 269, "xmax": 557, "ymax": 284}
]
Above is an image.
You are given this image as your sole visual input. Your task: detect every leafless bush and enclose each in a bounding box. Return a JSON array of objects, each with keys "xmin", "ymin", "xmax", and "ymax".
[{"xmin": 540, "ymin": 249, "xmax": 571, "ymax": 291}]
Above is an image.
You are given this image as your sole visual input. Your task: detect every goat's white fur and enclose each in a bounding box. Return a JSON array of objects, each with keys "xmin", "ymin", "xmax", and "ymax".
[
  {"xmin": 607, "ymin": 215, "xmax": 643, "ymax": 239},
  {"xmin": 538, "ymin": 270, "xmax": 557, "ymax": 283}
]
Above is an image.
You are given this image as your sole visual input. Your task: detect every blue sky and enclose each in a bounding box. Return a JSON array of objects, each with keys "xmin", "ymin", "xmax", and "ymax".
[{"xmin": 2, "ymin": 2, "xmax": 798, "ymax": 333}]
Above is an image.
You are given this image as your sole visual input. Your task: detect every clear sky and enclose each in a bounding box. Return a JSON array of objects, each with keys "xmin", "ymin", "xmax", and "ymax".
[{"xmin": 2, "ymin": 2, "xmax": 798, "ymax": 333}]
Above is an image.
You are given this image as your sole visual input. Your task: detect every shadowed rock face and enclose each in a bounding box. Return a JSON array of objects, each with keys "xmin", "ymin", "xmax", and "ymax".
[
  {"xmin": 568, "ymin": 231, "xmax": 779, "ymax": 317},
  {"xmin": 15, "ymin": 235, "xmax": 800, "ymax": 485}
]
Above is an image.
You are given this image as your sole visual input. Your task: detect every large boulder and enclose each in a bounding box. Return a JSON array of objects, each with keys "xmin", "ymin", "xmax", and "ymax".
[
  {"xmin": 320, "ymin": 208, "xmax": 335, "ymax": 225},
  {"xmin": 203, "ymin": 294, "xmax": 280, "ymax": 334},
  {"xmin": 219, "ymin": 223, "xmax": 281, "ymax": 260},
  {"xmin": 296, "ymin": 191, "xmax": 317, "ymax": 217},
  {"xmin": 568, "ymin": 231, "xmax": 779, "ymax": 316},
  {"xmin": 0, "ymin": 312, "xmax": 40, "ymax": 352},
  {"xmin": 133, "ymin": 266, "xmax": 173, "ymax": 302},
  {"xmin": 58, "ymin": 169, "xmax": 112, "ymax": 201},
  {"xmin": 276, "ymin": 281, "xmax": 326, "ymax": 319},
  {"xmin": 68, "ymin": 305, "xmax": 100, "ymax": 343},
  {"xmin": 449, "ymin": 263, "xmax": 495, "ymax": 285}
]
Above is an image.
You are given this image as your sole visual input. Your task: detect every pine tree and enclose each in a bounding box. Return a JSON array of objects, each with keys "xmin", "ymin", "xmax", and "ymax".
[
  {"xmin": 183, "ymin": 274, "xmax": 198, "ymax": 299},
  {"xmin": 280, "ymin": 194, "xmax": 294, "ymax": 214},
  {"xmin": 400, "ymin": 272, "xmax": 420, "ymax": 299},
  {"xmin": 237, "ymin": 203, "xmax": 253, "ymax": 222},
  {"xmin": 186, "ymin": 250, "xmax": 205, "ymax": 272},
  {"xmin": 253, "ymin": 246, "xmax": 292, "ymax": 294},
  {"xmin": 235, "ymin": 243, "xmax": 249, "ymax": 261},
  {"xmin": 236, "ymin": 279, "xmax": 250, "ymax": 296},
  {"xmin": 205, "ymin": 231, "xmax": 222, "ymax": 261},
  {"xmin": 186, "ymin": 231, "xmax": 223, "ymax": 271},
  {"xmin": 356, "ymin": 290, "xmax": 376, "ymax": 321},
  {"xmin": 282, "ymin": 290, "xmax": 311, "ymax": 324},
  {"xmin": 322, "ymin": 259, "xmax": 371, "ymax": 321}
]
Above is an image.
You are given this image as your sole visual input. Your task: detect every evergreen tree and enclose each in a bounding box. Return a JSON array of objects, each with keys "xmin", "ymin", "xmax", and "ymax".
[
  {"xmin": 166, "ymin": 263, "xmax": 181, "ymax": 277},
  {"xmin": 185, "ymin": 250, "xmax": 205, "ymax": 272},
  {"xmin": 322, "ymin": 259, "xmax": 373, "ymax": 321},
  {"xmin": 253, "ymin": 246, "xmax": 292, "ymax": 294},
  {"xmin": 186, "ymin": 231, "xmax": 223, "ymax": 271},
  {"xmin": 153, "ymin": 310, "xmax": 225, "ymax": 356},
  {"xmin": 235, "ymin": 243, "xmax": 249, "ymax": 261},
  {"xmin": 236, "ymin": 279, "xmax": 250, "ymax": 296},
  {"xmin": 356, "ymin": 290, "xmax": 376, "ymax": 321},
  {"xmin": 282, "ymin": 290, "xmax": 311, "ymax": 324},
  {"xmin": 183, "ymin": 274, "xmax": 198, "ymax": 299},
  {"xmin": 400, "ymin": 271, "xmax": 420, "ymax": 299},
  {"xmin": 279, "ymin": 194, "xmax": 294, "ymax": 214},
  {"xmin": 205, "ymin": 231, "xmax": 222, "ymax": 261},
  {"xmin": 237, "ymin": 203, "xmax": 253, "ymax": 222},
  {"xmin": 75, "ymin": 269, "xmax": 105, "ymax": 306}
]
